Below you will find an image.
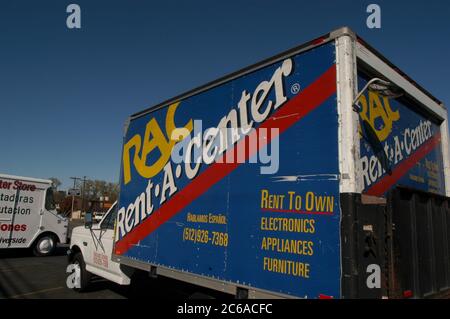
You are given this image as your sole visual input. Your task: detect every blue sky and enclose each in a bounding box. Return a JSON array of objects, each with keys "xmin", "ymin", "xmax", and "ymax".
[{"xmin": 0, "ymin": 0, "xmax": 449, "ymax": 190}]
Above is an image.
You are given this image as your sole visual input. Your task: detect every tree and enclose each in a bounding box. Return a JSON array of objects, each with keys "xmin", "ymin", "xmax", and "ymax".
[
  {"xmin": 49, "ymin": 177, "xmax": 61, "ymax": 191},
  {"xmin": 53, "ymin": 190, "xmax": 67, "ymax": 207},
  {"xmin": 60, "ymin": 196, "xmax": 76, "ymax": 214},
  {"xmin": 82, "ymin": 179, "xmax": 119, "ymax": 202}
]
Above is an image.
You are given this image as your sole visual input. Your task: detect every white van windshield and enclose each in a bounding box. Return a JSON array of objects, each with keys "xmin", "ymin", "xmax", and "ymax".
[{"xmin": 45, "ymin": 188, "xmax": 56, "ymax": 210}]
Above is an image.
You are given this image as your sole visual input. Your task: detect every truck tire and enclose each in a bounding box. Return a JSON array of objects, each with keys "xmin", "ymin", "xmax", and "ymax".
[
  {"xmin": 32, "ymin": 234, "xmax": 57, "ymax": 257},
  {"xmin": 70, "ymin": 252, "xmax": 91, "ymax": 292}
]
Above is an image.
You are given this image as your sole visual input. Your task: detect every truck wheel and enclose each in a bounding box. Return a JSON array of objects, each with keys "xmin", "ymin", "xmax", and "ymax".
[
  {"xmin": 32, "ymin": 234, "xmax": 57, "ymax": 257},
  {"xmin": 70, "ymin": 252, "xmax": 91, "ymax": 292}
]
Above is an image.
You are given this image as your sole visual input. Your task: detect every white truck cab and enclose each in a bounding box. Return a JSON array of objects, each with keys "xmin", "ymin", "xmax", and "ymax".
[
  {"xmin": 68, "ymin": 202, "xmax": 131, "ymax": 291},
  {"xmin": 0, "ymin": 174, "xmax": 68, "ymax": 256}
]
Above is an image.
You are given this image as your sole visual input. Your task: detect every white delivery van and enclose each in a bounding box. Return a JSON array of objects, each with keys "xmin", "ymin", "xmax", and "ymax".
[{"xmin": 0, "ymin": 174, "xmax": 69, "ymax": 256}]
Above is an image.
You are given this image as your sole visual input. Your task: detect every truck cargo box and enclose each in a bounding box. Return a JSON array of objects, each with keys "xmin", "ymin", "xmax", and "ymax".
[{"xmin": 112, "ymin": 27, "xmax": 450, "ymax": 298}]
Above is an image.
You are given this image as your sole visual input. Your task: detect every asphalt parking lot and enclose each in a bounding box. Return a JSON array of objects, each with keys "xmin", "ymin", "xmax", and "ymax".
[
  {"xmin": 0, "ymin": 245, "xmax": 229, "ymax": 299},
  {"xmin": 0, "ymin": 246, "xmax": 125, "ymax": 299}
]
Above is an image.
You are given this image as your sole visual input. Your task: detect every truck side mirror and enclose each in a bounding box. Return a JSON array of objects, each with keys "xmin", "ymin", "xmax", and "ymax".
[{"xmin": 84, "ymin": 212, "xmax": 93, "ymax": 229}]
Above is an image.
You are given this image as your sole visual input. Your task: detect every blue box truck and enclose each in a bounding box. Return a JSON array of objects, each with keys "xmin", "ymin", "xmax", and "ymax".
[{"xmin": 68, "ymin": 27, "xmax": 450, "ymax": 298}]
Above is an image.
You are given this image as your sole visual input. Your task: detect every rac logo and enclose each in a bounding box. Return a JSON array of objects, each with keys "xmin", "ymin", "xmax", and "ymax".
[
  {"xmin": 359, "ymin": 91, "xmax": 400, "ymax": 142},
  {"xmin": 122, "ymin": 102, "xmax": 193, "ymax": 185}
]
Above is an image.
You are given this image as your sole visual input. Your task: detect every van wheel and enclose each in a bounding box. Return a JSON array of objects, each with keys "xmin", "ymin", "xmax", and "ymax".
[
  {"xmin": 32, "ymin": 235, "xmax": 57, "ymax": 256},
  {"xmin": 70, "ymin": 252, "xmax": 91, "ymax": 292}
]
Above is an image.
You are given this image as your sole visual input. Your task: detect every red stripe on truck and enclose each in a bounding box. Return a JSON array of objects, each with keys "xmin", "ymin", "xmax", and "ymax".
[{"xmin": 115, "ymin": 64, "xmax": 337, "ymax": 255}]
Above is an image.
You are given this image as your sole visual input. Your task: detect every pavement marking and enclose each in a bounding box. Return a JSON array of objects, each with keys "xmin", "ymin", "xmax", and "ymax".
[{"xmin": 8, "ymin": 286, "xmax": 65, "ymax": 299}]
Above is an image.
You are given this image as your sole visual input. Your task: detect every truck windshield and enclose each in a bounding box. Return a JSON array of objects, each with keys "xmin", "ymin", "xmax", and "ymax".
[{"xmin": 45, "ymin": 188, "xmax": 56, "ymax": 210}]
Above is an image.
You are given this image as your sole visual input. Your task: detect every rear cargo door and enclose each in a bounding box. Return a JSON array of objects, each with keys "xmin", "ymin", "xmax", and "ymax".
[{"xmin": 389, "ymin": 187, "xmax": 450, "ymax": 298}]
